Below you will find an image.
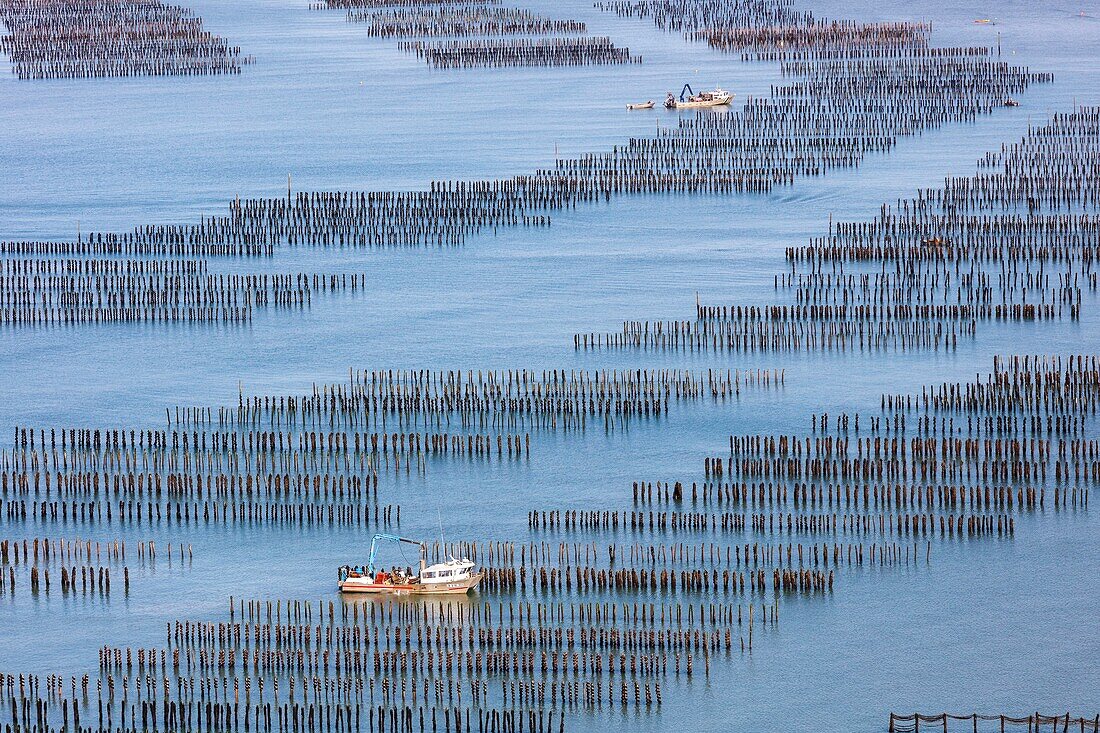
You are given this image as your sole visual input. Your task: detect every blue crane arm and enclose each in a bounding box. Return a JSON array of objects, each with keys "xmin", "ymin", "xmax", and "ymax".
[
  {"xmin": 367, "ymin": 533, "xmax": 424, "ymax": 574},
  {"xmin": 680, "ymin": 83, "xmax": 694, "ymax": 101}
]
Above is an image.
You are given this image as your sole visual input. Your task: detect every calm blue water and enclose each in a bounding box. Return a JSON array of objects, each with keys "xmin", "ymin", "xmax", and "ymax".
[{"xmin": 1, "ymin": 0, "xmax": 1098, "ymax": 731}]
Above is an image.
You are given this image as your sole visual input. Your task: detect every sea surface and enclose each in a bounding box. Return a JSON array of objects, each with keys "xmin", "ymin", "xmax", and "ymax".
[{"xmin": 1, "ymin": 0, "xmax": 1098, "ymax": 730}]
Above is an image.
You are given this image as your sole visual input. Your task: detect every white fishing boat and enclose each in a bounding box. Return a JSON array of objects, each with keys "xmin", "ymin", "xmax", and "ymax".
[
  {"xmin": 338, "ymin": 533, "xmax": 484, "ymax": 595},
  {"xmin": 627, "ymin": 100, "xmax": 655, "ymax": 110},
  {"xmin": 665, "ymin": 84, "xmax": 734, "ymax": 109}
]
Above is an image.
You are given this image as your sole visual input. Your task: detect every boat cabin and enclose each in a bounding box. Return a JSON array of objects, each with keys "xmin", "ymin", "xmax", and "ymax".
[{"xmin": 421, "ymin": 558, "xmax": 476, "ymax": 585}]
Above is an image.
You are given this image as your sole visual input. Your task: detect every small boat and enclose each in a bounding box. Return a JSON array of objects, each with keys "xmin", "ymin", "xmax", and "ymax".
[
  {"xmin": 665, "ymin": 84, "xmax": 734, "ymax": 109},
  {"xmin": 1004, "ymin": 98, "xmax": 1020, "ymax": 107},
  {"xmin": 973, "ymin": 18, "xmax": 994, "ymax": 24},
  {"xmin": 627, "ymin": 100, "xmax": 654, "ymax": 110},
  {"xmin": 338, "ymin": 533, "xmax": 484, "ymax": 595}
]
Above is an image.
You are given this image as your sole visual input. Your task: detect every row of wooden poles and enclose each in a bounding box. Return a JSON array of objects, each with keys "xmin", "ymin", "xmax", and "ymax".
[
  {"xmin": 0, "ymin": 563, "xmax": 126, "ymax": 595},
  {"xmin": 0, "ymin": 263, "xmax": 367, "ymax": 325},
  {"xmin": 0, "ymin": 0, "xmax": 252, "ymax": 79},
  {"xmin": 0, "ymin": 537, "xmax": 195, "ymax": 595},
  {"xmin": 804, "ymin": 410, "xmax": 1091, "ymax": 439},
  {"xmin": 3, "ymin": 428, "xmax": 530, "ymax": 471},
  {"xmin": 575, "ymin": 319, "xmax": 972, "ymax": 352},
  {"xmin": 596, "ymin": 0, "xmax": 813, "ymax": 33},
  {"xmin": 0, "ymin": 498, "xmax": 402, "ymax": 529},
  {"xmin": 819, "ymin": 411, "xmax": 1091, "ymax": 441},
  {"xmin": 3, "ymin": 698, "xmax": 567, "ymax": 733},
  {"xmin": 631, "ymin": 479, "xmax": 1089, "ymax": 510},
  {"xmin": 5, "ymin": 427, "xmax": 531, "ymax": 465},
  {"xmin": 480, "ymin": 562, "xmax": 833, "ymax": 596},
  {"xmin": 396, "ymin": 38, "xmax": 639, "ymax": 68},
  {"xmin": 206, "ymin": 368, "xmax": 781, "ymax": 431},
  {"xmin": 726, "ymin": 431, "xmax": 1099, "ymax": 464},
  {"xmin": 530, "ymin": 508, "xmax": 1015, "ymax": 540},
  {"xmin": 342, "ymin": 7, "xmax": 586, "ymax": 39},
  {"xmin": 707, "ymin": 451, "xmax": 1100, "ymax": 483},
  {"xmin": 0, "ymin": 538, "xmax": 188, "ymax": 564}
]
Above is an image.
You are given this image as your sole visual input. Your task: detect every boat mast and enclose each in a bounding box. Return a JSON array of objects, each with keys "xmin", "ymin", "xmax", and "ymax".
[{"xmin": 437, "ymin": 508, "xmax": 447, "ymax": 559}]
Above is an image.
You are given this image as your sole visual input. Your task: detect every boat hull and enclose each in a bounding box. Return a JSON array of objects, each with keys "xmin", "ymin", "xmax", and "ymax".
[
  {"xmin": 339, "ymin": 571, "xmax": 484, "ymax": 595},
  {"xmin": 675, "ymin": 96, "xmax": 733, "ymax": 109}
]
